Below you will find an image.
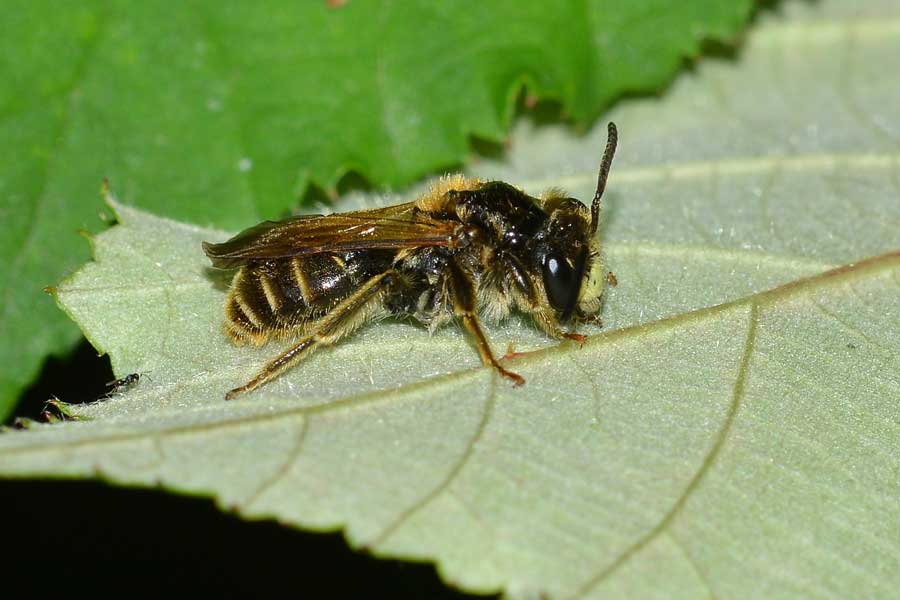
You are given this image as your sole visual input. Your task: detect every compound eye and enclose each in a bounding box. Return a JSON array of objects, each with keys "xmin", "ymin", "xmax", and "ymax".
[{"xmin": 542, "ymin": 249, "xmax": 586, "ymax": 320}]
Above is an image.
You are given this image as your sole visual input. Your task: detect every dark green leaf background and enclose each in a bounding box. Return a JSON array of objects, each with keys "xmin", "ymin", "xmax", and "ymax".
[{"xmin": 0, "ymin": 1, "xmax": 752, "ymax": 417}]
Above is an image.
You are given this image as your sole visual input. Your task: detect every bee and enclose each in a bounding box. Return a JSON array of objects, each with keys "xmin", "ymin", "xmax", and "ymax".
[{"xmin": 204, "ymin": 122, "xmax": 619, "ymax": 400}]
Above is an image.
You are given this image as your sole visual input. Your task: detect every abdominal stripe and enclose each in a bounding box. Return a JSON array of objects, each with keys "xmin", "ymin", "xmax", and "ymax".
[
  {"xmin": 290, "ymin": 257, "xmax": 313, "ymax": 303},
  {"xmin": 225, "ymin": 257, "xmax": 360, "ymax": 341},
  {"xmin": 236, "ymin": 268, "xmax": 277, "ymax": 328},
  {"xmin": 258, "ymin": 269, "xmax": 283, "ymax": 314}
]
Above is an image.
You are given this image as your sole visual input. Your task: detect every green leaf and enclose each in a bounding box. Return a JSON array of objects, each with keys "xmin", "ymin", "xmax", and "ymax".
[
  {"xmin": 3, "ymin": 1, "xmax": 900, "ymax": 598},
  {"xmin": 0, "ymin": 0, "xmax": 751, "ymax": 419}
]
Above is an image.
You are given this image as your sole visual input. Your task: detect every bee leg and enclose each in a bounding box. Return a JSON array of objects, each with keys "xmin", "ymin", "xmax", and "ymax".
[
  {"xmin": 547, "ymin": 326, "xmax": 586, "ymax": 346},
  {"xmin": 225, "ymin": 270, "xmax": 396, "ymax": 400},
  {"xmin": 574, "ymin": 310, "xmax": 603, "ymax": 328},
  {"xmin": 562, "ymin": 332, "xmax": 587, "ymax": 346},
  {"xmin": 447, "ymin": 261, "xmax": 525, "ymax": 386},
  {"xmin": 533, "ymin": 313, "xmax": 587, "ymax": 346}
]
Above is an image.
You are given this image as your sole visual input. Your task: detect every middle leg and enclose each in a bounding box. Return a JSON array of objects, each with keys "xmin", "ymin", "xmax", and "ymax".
[{"xmin": 446, "ymin": 260, "xmax": 525, "ymax": 385}]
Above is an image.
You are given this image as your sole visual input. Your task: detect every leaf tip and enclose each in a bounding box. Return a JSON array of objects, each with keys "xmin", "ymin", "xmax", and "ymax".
[{"xmin": 99, "ymin": 178, "xmax": 127, "ymax": 222}]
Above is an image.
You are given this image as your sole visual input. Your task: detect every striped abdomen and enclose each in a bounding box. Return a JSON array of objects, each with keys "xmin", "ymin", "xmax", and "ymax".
[{"xmin": 224, "ymin": 251, "xmax": 394, "ymax": 344}]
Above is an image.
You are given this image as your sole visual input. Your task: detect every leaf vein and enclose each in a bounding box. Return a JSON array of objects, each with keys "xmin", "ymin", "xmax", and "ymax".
[
  {"xmin": 666, "ymin": 532, "xmax": 718, "ymax": 600},
  {"xmin": 242, "ymin": 416, "xmax": 310, "ymax": 511},
  {"xmin": 0, "ymin": 370, "xmax": 480, "ymax": 457},
  {"xmin": 569, "ymin": 301, "xmax": 760, "ymax": 599},
  {"xmin": 365, "ymin": 374, "xmax": 497, "ymax": 549},
  {"xmin": 809, "ymin": 297, "xmax": 884, "ymax": 352}
]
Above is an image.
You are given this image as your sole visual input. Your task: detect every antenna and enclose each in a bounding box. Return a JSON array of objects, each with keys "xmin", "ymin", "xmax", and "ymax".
[{"xmin": 591, "ymin": 122, "xmax": 618, "ymax": 234}]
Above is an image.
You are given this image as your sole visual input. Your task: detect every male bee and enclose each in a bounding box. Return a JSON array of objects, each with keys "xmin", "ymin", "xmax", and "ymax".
[{"xmin": 204, "ymin": 123, "xmax": 619, "ymax": 400}]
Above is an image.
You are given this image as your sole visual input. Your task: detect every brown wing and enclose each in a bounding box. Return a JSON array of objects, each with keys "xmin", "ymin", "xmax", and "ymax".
[{"xmin": 203, "ymin": 202, "xmax": 460, "ymax": 268}]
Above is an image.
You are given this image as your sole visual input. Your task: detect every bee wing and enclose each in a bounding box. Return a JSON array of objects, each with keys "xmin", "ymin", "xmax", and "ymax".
[{"xmin": 203, "ymin": 202, "xmax": 460, "ymax": 268}]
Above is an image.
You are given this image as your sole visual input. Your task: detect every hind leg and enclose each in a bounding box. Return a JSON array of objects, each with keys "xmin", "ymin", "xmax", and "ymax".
[{"xmin": 226, "ymin": 270, "xmax": 396, "ymax": 400}]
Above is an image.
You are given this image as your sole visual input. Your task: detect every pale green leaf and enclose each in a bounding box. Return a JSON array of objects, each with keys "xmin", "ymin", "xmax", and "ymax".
[{"xmin": 2, "ymin": 1, "xmax": 900, "ymax": 598}]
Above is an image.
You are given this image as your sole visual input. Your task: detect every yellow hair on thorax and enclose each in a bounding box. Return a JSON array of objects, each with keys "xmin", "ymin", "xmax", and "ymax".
[
  {"xmin": 415, "ymin": 174, "xmax": 482, "ymax": 212},
  {"xmin": 539, "ymin": 187, "xmax": 567, "ymax": 201}
]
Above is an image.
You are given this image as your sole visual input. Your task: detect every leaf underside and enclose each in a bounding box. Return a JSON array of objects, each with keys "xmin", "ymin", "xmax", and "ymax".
[{"xmin": 2, "ymin": 1, "xmax": 900, "ymax": 599}]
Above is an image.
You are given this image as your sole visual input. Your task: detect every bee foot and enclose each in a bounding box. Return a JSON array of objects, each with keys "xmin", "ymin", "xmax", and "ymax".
[
  {"xmin": 563, "ymin": 332, "xmax": 586, "ymax": 347},
  {"xmin": 496, "ymin": 366, "xmax": 525, "ymax": 386},
  {"xmin": 225, "ymin": 386, "xmax": 251, "ymax": 401}
]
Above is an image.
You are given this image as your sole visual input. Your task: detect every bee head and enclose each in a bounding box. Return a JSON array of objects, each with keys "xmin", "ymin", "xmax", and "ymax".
[
  {"xmin": 534, "ymin": 122, "xmax": 617, "ymax": 323},
  {"xmin": 532, "ymin": 199, "xmax": 592, "ymax": 322}
]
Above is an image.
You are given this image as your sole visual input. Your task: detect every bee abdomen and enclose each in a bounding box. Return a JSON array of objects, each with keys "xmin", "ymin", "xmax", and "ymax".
[{"xmin": 224, "ymin": 255, "xmax": 363, "ymax": 344}]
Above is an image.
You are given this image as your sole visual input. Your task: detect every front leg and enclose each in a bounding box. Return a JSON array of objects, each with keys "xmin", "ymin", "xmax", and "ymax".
[
  {"xmin": 574, "ymin": 310, "xmax": 603, "ymax": 328},
  {"xmin": 446, "ymin": 260, "xmax": 525, "ymax": 385},
  {"xmin": 533, "ymin": 311, "xmax": 587, "ymax": 346}
]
